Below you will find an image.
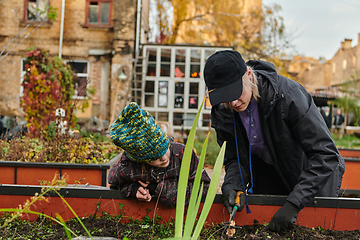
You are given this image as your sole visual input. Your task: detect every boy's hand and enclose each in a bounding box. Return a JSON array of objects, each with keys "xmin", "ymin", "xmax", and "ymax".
[
  {"xmin": 136, "ymin": 186, "xmax": 152, "ymax": 202},
  {"xmin": 138, "ymin": 180, "xmax": 150, "ymax": 188}
]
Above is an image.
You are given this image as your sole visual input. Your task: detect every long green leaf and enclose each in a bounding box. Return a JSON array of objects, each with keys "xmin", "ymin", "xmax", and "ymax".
[
  {"xmin": 54, "ymin": 190, "xmax": 93, "ymax": 239},
  {"xmin": 56, "ymin": 213, "xmax": 72, "ymax": 240},
  {"xmin": 183, "ymin": 132, "xmax": 210, "ymax": 237},
  {"xmin": 185, "ymin": 182, "xmax": 204, "ymax": 238},
  {"xmin": 191, "ymin": 141, "xmax": 226, "ymax": 240},
  {"xmin": 175, "ymin": 97, "xmax": 206, "ymax": 237}
]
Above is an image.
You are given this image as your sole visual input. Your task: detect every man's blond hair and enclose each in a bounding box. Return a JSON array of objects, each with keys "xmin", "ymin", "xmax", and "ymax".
[{"xmin": 243, "ymin": 67, "xmax": 260, "ymax": 100}]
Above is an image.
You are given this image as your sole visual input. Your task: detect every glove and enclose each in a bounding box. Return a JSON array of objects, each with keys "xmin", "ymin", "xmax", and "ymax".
[
  {"xmin": 268, "ymin": 201, "xmax": 300, "ymax": 233},
  {"xmin": 223, "ymin": 190, "xmax": 245, "ymax": 215}
]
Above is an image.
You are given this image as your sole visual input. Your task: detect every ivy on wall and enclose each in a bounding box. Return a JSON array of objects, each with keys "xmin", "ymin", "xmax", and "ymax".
[{"xmin": 21, "ymin": 48, "xmax": 77, "ymax": 136}]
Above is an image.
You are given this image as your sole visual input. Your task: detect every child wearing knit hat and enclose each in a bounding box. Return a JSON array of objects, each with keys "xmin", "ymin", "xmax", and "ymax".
[{"xmin": 108, "ymin": 102, "xmax": 211, "ymax": 207}]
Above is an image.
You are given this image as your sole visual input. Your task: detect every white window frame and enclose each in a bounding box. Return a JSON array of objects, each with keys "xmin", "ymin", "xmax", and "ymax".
[
  {"xmin": 25, "ymin": 0, "xmax": 49, "ymax": 22},
  {"xmin": 66, "ymin": 60, "xmax": 90, "ymax": 99},
  {"xmin": 20, "ymin": 58, "xmax": 28, "ymax": 97},
  {"xmin": 141, "ymin": 45, "xmax": 232, "ymax": 131}
]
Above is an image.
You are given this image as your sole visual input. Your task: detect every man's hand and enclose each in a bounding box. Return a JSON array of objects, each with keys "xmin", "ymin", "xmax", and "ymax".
[
  {"xmin": 136, "ymin": 186, "xmax": 152, "ymax": 202},
  {"xmin": 268, "ymin": 201, "xmax": 300, "ymax": 233},
  {"xmin": 223, "ymin": 190, "xmax": 245, "ymax": 215}
]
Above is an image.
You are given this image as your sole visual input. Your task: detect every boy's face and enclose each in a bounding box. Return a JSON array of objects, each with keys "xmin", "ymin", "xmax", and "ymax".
[{"xmin": 147, "ymin": 148, "xmax": 170, "ymax": 168}]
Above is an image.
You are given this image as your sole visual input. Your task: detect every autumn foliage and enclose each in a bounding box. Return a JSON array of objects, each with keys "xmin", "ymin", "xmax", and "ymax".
[{"xmin": 21, "ymin": 48, "xmax": 76, "ymax": 136}]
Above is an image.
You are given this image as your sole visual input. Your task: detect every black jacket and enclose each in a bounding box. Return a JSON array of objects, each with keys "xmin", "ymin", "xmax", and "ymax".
[{"xmin": 211, "ymin": 60, "xmax": 345, "ymax": 209}]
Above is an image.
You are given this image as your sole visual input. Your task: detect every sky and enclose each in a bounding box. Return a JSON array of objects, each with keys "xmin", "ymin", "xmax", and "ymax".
[{"xmin": 262, "ymin": 0, "xmax": 360, "ymax": 60}]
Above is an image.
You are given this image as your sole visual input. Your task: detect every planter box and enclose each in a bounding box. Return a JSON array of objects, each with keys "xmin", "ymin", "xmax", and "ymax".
[
  {"xmin": 341, "ymin": 158, "xmax": 360, "ymax": 191},
  {"xmin": 1, "ymin": 185, "xmax": 360, "ymax": 231},
  {"xmin": 339, "ymin": 148, "xmax": 360, "ymax": 158},
  {"xmin": 0, "ymin": 161, "xmax": 110, "ymax": 187}
]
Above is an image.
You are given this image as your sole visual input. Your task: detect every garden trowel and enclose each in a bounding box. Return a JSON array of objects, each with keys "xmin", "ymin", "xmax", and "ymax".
[{"xmin": 222, "ymin": 191, "xmax": 242, "ymax": 238}]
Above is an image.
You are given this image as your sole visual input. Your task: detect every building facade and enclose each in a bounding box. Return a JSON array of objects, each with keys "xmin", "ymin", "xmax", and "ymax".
[
  {"xmin": 0, "ymin": 0, "xmax": 149, "ymax": 124},
  {"xmin": 289, "ymin": 34, "xmax": 360, "ymax": 97}
]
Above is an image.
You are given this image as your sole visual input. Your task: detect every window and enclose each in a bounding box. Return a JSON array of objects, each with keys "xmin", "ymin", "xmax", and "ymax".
[
  {"xmin": 67, "ymin": 61, "xmax": 90, "ymax": 98},
  {"xmin": 188, "ymin": 82, "xmax": 198, "ymax": 109},
  {"xmin": 174, "ymin": 82, "xmax": 184, "ymax": 108},
  {"xmin": 25, "ymin": 0, "xmax": 49, "ymax": 21},
  {"xmin": 144, "ymin": 81, "xmax": 155, "ymax": 107},
  {"xmin": 190, "ymin": 49, "xmax": 201, "ymax": 78},
  {"xmin": 141, "ymin": 45, "xmax": 232, "ymax": 131},
  {"xmin": 352, "ymin": 56, "xmax": 356, "ymax": 67},
  {"xmin": 158, "ymin": 81, "xmax": 168, "ymax": 107},
  {"xmin": 85, "ymin": 0, "xmax": 112, "ymax": 27},
  {"xmin": 20, "ymin": 58, "xmax": 30, "ymax": 97},
  {"xmin": 160, "ymin": 49, "xmax": 171, "ymax": 77},
  {"xmin": 146, "ymin": 48, "xmax": 157, "ymax": 76},
  {"xmin": 175, "ymin": 49, "xmax": 186, "ymax": 78}
]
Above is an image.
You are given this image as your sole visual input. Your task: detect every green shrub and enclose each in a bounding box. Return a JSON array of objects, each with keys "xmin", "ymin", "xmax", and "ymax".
[
  {"xmin": 332, "ymin": 133, "xmax": 360, "ymax": 149},
  {"xmin": 0, "ymin": 131, "xmax": 121, "ymax": 164},
  {"xmin": 194, "ymin": 129, "xmax": 220, "ymax": 166}
]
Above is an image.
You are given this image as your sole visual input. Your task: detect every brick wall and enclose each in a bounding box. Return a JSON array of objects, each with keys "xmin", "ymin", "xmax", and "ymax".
[{"xmin": 0, "ymin": 0, "xmax": 136, "ymax": 121}]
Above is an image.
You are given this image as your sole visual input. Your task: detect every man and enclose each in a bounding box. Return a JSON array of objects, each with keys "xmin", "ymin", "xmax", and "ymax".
[
  {"xmin": 320, "ymin": 107, "xmax": 332, "ymax": 129},
  {"xmin": 203, "ymin": 50, "xmax": 345, "ymax": 232},
  {"xmin": 333, "ymin": 108, "xmax": 344, "ymax": 127}
]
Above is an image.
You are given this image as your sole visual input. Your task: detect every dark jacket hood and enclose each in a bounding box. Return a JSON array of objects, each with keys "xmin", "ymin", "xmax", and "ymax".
[
  {"xmin": 246, "ymin": 60, "xmax": 282, "ymax": 118},
  {"xmin": 246, "ymin": 59, "xmax": 278, "ymax": 84}
]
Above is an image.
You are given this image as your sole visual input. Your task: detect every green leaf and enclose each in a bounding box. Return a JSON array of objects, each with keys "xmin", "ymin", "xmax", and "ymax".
[
  {"xmin": 183, "ymin": 132, "xmax": 209, "ymax": 237},
  {"xmin": 174, "ymin": 95, "xmax": 205, "ymax": 238},
  {"xmin": 191, "ymin": 142, "xmax": 226, "ymax": 240}
]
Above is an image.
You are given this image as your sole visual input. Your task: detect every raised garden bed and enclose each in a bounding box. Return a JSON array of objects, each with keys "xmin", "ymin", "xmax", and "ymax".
[
  {"xmin": 1, "ymin": 184, "xmax": 360, "ymax": 231},
  {"xmin": 339, "ymin": 148, "xmax": 360, "ymax": 158},
  {"xmin": 341, "ymin": 158, "xmax": 360, "ymax": 192},
  {"xmin": 0, "ymin": 161, "xmax": 110, "ymax": 187}
]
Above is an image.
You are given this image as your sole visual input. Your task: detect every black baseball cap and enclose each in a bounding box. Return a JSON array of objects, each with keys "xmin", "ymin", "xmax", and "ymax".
[{"xmin": 204, "ymin": 50, "xmax": 247, "ymax": 106}]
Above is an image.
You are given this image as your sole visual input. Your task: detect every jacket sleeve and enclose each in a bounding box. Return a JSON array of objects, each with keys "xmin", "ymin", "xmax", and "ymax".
[
  {"xmin": 211, "ymin": 105, "xmax": 250, "ymax": 195},
  {"xmin": 155, "ymin": 150, "xmax": 211, "ymax": 207},
  {"xmin": 108, "ymin": 160, "xmax": 121, "ymax": 189},
  {"xmin": 107, "ymin": 156, "xmax": 141, "ymax": 198},
  {"xmin": 284, "ymin": 82, "xmax": 344, "ymax": 209}
]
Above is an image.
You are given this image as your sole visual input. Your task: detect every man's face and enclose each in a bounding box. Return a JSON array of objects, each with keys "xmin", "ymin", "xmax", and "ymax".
[
  {"xmin": 225, "ymin": 68, "xmax": 253, "ymax": 112},
  {"xmin": 225, "ymin": 88, "xmax": 252, "ymax": 112},
  {"xmin": 147, "ymin": 148, "xmax": 170, "ymax": 168}
]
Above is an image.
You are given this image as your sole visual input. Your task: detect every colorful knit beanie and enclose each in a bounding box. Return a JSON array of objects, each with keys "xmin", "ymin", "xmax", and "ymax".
[{"xmin": 110, "ymin": 102, "xmax": 170, "ymax": 163}]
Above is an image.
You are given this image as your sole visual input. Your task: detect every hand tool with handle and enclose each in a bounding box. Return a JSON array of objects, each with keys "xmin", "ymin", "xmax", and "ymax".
[{"xmin": 223, "ymin": 191, "xmax": 243, "ymax": 238}]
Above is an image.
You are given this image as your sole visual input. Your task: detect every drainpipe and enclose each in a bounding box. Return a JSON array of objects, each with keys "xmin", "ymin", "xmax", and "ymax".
[
  {"xmin": 135, "ymin": 0, "xmax": 141, "ymax": 56},
  {"xmin": 59, "ymin": 0, "xmax": 65, "ymax": 59}
]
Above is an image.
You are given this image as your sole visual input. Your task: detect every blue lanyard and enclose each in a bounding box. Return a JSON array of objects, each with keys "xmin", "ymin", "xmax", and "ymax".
[
  {"xmin": 233, "ymin": 109, "xmax": 252, "ymax": 214},
  {"xmin": 247, "ymin": 106, "xmax": 254, "ymax": 194}
]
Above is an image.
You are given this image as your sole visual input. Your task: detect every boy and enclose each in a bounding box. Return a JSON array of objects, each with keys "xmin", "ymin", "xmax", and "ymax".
[{"xmin": 108, "ymin": 102, "xmax": 211, "ymax": 207}]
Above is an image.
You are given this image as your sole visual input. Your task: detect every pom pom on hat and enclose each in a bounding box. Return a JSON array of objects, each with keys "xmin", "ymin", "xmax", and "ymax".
[{"xmin": 110, "ymin": 102, "xmax": 170, "ymax": 163}]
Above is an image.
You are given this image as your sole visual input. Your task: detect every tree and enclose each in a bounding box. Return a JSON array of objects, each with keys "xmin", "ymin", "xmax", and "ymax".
[
  {"xmin": 331, "ymin": 78, "xmax": 360, "ymax": 128},
  {"xmin": 21, "ymin": 48, "xmax": 77, "ymax": 136},
  {"xmin": 151, "ymin": 1, "xmax": 294, "ymax": 75}
]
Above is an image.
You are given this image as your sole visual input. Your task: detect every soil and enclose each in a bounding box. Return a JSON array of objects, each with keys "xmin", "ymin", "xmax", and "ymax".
[{"xmin": 1, "ymin": 216, "xmax": 360, "ymax": 240}]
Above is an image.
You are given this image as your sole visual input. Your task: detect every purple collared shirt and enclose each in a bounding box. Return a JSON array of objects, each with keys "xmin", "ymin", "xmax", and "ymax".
[{"xmin": 238, "ymin": 98, "xmax": 273, "ymax": 165}]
